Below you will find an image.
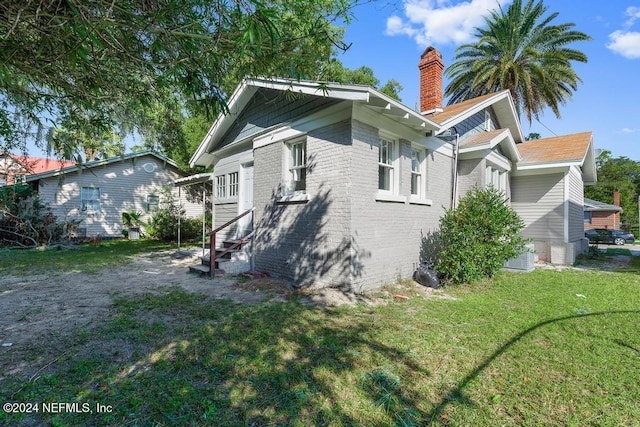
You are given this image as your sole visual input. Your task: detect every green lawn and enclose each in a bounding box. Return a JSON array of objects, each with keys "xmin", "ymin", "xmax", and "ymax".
[
  {"xmin": 1, "ymin": 243, "xmax": 639, "ymax": 426},
  {"xmin": 0, "ymin": 239, "xmax": 171, "ymax": 275}
]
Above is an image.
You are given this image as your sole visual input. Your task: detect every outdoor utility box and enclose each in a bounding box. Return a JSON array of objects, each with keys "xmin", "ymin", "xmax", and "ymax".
[
  {"xmin": 504, "ymin": 243, "xmax": 535, "ymax": 272},
  {"xmin": 128, "ymin": 227, "xmax": 140, "ymax": 240}
]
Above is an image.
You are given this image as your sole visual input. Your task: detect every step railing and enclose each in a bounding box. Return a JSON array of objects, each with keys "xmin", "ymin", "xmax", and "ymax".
[{"xmin": 209, "ymin": 207, "xmax": 255, "ymax": 277}]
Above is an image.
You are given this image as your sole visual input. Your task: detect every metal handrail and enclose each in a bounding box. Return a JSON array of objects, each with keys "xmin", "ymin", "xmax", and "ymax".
[
  {"xmin": 211, "ymin": 207, "xmax": 255, "ymax": 234},
  {"xmin": 209, "ymin": 207, "xmax": 255, "ymax": 277}
]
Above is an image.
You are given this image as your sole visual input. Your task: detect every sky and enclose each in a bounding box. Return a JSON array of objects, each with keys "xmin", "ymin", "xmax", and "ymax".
[{"xmin": 335, "ymin": 0, "xmax": 640, "ymax": 160}]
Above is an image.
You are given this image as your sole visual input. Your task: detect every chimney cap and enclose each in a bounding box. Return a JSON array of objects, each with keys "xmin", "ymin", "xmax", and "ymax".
[{"xmin": 420, "ymin": 46, "xmax": 441, "ymax": 60}]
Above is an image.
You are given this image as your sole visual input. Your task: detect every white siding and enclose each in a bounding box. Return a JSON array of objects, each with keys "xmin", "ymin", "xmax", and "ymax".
[
  {"xmin": 511, "ymin": 173, "xmax": 565, "ymax": 242},
  {"xmin": 37, "ymin": 154, "xmax": 198, "ymax": 238}
]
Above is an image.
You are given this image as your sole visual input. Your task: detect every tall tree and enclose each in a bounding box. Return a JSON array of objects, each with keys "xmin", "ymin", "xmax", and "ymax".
[
  {"xmin": 0, "ymin": 0, "xmax": 357, "ymax": 159},
  {"xmin": 323, "ymin": 62, "xmax": 403, "ymax": 101},
  {"xmin": 585, "ymin": 150, "xmax": 640, "ymax": 231},
  {"xmin": 445, "ymin": 0, "xmax": 591, "ymax": 123}
]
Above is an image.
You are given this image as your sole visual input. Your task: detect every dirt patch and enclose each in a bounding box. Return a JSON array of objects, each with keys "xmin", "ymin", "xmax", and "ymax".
[{"xmin": 0, "ymin": 248, "xmax": 449, "ymax": 380}]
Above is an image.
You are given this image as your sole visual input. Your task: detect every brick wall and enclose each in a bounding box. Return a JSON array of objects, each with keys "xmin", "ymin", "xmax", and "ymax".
[
  {"xmin": 349, "ymin": 120, "xmax": 452, "ymax": 291},
  {"xmin": 584, "ymin": 211, "xmax": 619, "ymax": 230},
  {"xmin": 253, "ymin": 121, "xmax": 354, "ymax": 288}
]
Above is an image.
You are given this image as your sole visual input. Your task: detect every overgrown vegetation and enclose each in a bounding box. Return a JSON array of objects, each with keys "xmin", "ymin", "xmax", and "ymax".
[
  {"xmin": 0, "ymin": 184, "xmax": 74, "ymax": 247},
  {"xmin": 422, "ymin": 186, "xmax": 528, "ymax": 284},
  {"xmin": 147, "ymin": 188, "xmax": 208, "ymax": 242},
  {"xmin": 1, "ymin": 251, "xmax": 638, "ymax": 425}
]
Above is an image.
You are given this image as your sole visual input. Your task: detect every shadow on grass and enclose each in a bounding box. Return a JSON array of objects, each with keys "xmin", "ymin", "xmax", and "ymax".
[
  {"xmin": 2, "ymin": 291, "xmax": 427, "ymax": 426},
  {"xmin": 424, "ymin": 310, "xmax": 640, "ymax": 424},
  {"xmin": 3, "ymin": 288, "xmax": 639, "ymax": 426}
]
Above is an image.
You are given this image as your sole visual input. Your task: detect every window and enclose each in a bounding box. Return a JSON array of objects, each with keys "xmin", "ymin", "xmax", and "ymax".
[
  {"xmin": 410, "ymin": 148, "xmax": 426, "ymax": 196},
  {"xmin": 81, "ymin": 187, "xmax": 100, "ymax": 213},
  {"xmin": 146, "ymin": 194, "xmax": 159, "ymax": 213},
  {"xmin": 584, "ymin": 211, "xmax": 592, "ymax": 225},
  {"xmin": 378, "ymin": 137, "xmax": 396, "ymax": 192},
  {"xmin": 486, "ymin": 166, "xmax": 505, "ymax": 191},
  {"xmin": 287, "ymin": 139, "xmax": 307, "ymax": 193},
  {"xmin": 216, "ymin": 175, "xmax": 226, "ymax": 199},
  {"xmin": 228, "ymin": 172, "xmax": 239, "ymax": 197}
]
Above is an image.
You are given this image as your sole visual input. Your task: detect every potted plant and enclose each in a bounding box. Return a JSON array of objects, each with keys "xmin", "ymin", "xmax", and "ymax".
[{"xmin": 122, "ymin": 210, "xmax": 144, "ymax": 240}]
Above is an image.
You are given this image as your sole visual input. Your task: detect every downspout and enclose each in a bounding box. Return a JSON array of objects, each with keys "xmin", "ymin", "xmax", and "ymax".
[{"xmin": 451, "ymin": 128, "xmax": 459, "ymax": 209}]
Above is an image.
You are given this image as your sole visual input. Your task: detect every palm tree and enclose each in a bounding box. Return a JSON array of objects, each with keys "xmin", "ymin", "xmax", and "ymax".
[{"xmin": 444, "ymin": 0, "xmax": 591, "ymax": 123}]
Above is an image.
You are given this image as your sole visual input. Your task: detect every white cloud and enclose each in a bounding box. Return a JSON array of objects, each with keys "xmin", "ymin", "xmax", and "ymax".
[
  {"xmin": 620, "ymin": 127, "xmax": 640, "ymax": 134},
  {"xmin": 624, "ymin": 6, "xmax": 640, "ymax": 27},
  {"xmin": 607, "ymin": 30, "xmax": 640, "ymax": 59},
  {"xmin": 607, "ymin": 6, "xmax": 640, "ymax": 58},
  {"xmin": 385, "ymin": 0, "xmax": 510, "ymax": 47}
]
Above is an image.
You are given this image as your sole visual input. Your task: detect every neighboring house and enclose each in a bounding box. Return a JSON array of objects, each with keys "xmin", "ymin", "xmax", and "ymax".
[
  {"xmin": 584, "ymin": 193, "xmax": 622, "ymax": 230},
  {"xmin": 189, "ymin": 47, "xmax": 596, "ymax": 291},
  {"xmin": 0, "ymin": 152, "xmax": 74, "ymax": 186},
  {"xmin": 26, "ymin": 151, "xmax": 203, "ymax": 238}
]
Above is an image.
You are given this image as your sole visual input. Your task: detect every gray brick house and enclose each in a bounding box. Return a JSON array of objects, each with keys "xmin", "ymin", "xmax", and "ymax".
[{"xmin": 190, "ymin": 47, "xmax": 596, "ymax": 291}]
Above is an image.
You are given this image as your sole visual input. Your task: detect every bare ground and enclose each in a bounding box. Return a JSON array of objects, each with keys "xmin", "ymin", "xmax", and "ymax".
[{"xmin": 0, "ymin": 249, "xmax": 444, "ymax": 381}]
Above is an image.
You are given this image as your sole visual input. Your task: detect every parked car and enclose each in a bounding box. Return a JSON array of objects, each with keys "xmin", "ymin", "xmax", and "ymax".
[{"xmin": 585, "ymin": 228, "xmax": 636, "ymax": 245}]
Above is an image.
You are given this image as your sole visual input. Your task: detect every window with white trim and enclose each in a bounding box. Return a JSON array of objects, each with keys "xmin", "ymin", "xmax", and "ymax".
[
  {"xmin": 228, "ymin": 172, "xmax": 239, "ymax": 197},
  {"xmin": 216, "ymin": 175, "xmax": 226, "ymax": 199},
  {"xmin": 378, "ymin": 137, "xmax": 398, "ymax": 193},
  {"xmin": 81, "ymin": 187, "xmax": 100, "ymax": 213},
  {"xmin": 410, "ymin": 147, "xmax": 426, "ymax": 197},
  {"xmin": 146, "ymin": 194, "xmax": 159, "ymax": 213},
  {"xmin": 287, "ymin": 139, "xmax": 307, "ymax": 194},
  {"xmin": 486, "ymin": 166, "xmax": 506, "ymax": 191}
]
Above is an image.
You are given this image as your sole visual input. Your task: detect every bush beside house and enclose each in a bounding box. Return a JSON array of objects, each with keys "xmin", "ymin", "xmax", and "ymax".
[{"xmin": 421, "ymin": 186, "xmax": 529, "ymax": 285}]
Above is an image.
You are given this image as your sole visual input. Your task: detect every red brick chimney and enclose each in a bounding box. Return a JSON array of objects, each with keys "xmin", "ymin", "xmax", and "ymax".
[
  {"xmin": 613, "ymin": 189, "xmax": 620, "ymax": 206},
  {"xmin": 418, "ymin": 47, "xmax": 444, "ymax": 114}
]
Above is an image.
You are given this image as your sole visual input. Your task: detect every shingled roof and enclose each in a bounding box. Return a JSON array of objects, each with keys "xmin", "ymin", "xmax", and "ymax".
[
  {"xmin": 428, "ymin": 91, "xmax": 509, "ymax": 125},
  {"xmin": 517, "ymin": 132, "xmax": 592, "ymax": 164}
]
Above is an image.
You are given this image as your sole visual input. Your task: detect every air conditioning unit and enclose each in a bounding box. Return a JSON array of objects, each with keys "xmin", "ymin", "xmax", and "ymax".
[{"xmin": 504, "ymin": 243, "xmax": 535, "ymax": 272}]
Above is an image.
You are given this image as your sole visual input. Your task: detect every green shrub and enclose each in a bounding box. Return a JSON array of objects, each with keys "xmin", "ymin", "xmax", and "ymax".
[
  {"xmin": 0, "ymin": 184, "xmax": 75, "ymax": 247},
  {"xmin": 422, "ymin": 186, "xmax": 528, "ymax": 285},
  {"xmin": 147, "ymin": 188, "xmax": 208, "ymax": 242}
]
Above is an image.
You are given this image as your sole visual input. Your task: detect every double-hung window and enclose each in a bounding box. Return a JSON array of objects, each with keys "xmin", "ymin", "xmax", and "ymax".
[
  {"xmin": 486, "ymin": 166, "xmax": 506, "ymax": 191},
  {"xmin": 410, "ymin": 147, "xmax": 426, "ymax": 197},
  {"xmin": 216, "ymin": 175, "xmax": 226, "ymax": 199},
  {"xmin": 146, "ymin": 194, "xmax": 159, "ymax": 213},
  {"xmin": 228, "ymin": 172, "xmax": 239, "ymax": 197},
  {"xmin": 378, "ymin": 137, "xmax": 396, "ymax": 192},
  {"xmin": 287, "ymin": 139, "xmax": 307, "ymax": 194},
  {"xmin": 81, "ymin": 187, "xmax": 100, "ymax": 213}
]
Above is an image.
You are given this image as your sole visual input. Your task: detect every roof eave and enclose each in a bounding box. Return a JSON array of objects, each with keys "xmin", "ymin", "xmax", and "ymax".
[{"xmin": 190, "ymin": 78, "xmax": 442, "ymax": 167}]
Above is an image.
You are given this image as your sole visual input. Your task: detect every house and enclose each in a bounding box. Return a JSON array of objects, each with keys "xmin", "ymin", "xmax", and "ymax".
[
  {"xmin": 189, "ymin": 47, "xmax": 596, "ymax": 291},
  {"xmin": 0, "ymin": 152, "xmax": 74, "ymax": 186},
  {"xmin": 26, "ymin": 151, "xmax": 204, "ymax": 238},
  {"xmin": 584, "ymin": 191, "xmax": 623, "ymax": 230}
]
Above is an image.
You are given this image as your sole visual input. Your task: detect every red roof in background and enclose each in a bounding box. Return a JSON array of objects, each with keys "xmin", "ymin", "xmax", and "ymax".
[{"xmin": 9, "ymin": 155, "xmax": 76, "ymax": 173}]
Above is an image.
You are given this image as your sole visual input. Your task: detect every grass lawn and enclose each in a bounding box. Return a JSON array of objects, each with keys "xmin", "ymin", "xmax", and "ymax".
[
  {"xmin": 1, "ymin": 242, "xmax": 639, "ymax": 426},
  {"xmin": 0, "ymin": 239, "xmax": 171, "ymax": 275}
]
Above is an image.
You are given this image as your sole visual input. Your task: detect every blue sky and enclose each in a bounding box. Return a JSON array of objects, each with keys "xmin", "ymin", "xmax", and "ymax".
[{"xmin": 336, "ymin": 0, "xmax": 640, "ymax": 160}]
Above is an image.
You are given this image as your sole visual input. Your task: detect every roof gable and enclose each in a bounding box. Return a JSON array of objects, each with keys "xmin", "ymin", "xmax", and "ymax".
[
  {"xmin": 25, "ymin": 151, "xmax": 179, "ymax": 181},
  {"xmin": 429, "ymin": 90, "xmax": 524, "ymax": 144},
  {"xmin": 190, "ymin": 77, "xmax": 441, "ymax": 167}
]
